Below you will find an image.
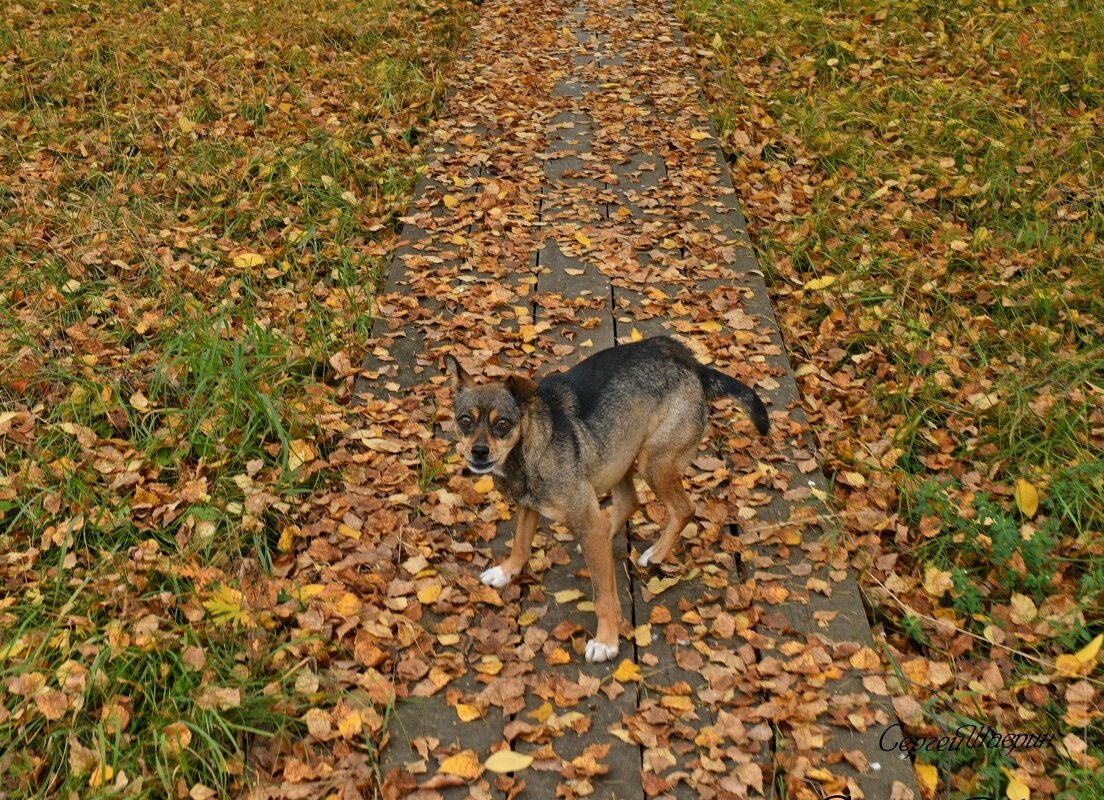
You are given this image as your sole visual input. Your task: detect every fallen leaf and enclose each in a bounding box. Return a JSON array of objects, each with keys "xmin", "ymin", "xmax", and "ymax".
[
  {"xmin": 612, "ymin": 659, "xmax": 643, "ymax": 682},
  {"xmin": 1074, "ymin": 633, "xmax": 1103, "ymax": 665},
  {"xmin": 1013, "ymin": 478, "xmax": 1039, "ymax": 517},
  {"xmin": 915, "ymin": 763, "xmax": 938, "ymax": 795},
  {"xmin": 439, "ymin": 750, "xmax": 483, "ymax": 779},
  {"xmin": 1005, "ymin": 771, "xmax": 1030, "ymax": 800},
  {"xmin": 553, "ymin": 589, "xmax": 584, "ymax": 604},
  {"xmin": 288, "ymin": 439, "xmax": 315, "ymax": 471},
  {"xmin": 232, "ymin": 253, "xmax": 265, "ymax": 268},
  {"xmin": 804, "ymin": 275, "xmax": 836, "ymax": 290},
  {"xmin": 485, "ymin": 749, "xmax": 534, "ymax": 773},
  {"xmin": 455, "ymin": 703, "xmax": 482, "ymax": 722}
]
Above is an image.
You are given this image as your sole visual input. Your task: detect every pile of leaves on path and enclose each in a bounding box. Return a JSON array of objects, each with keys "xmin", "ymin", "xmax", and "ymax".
[
  {"xmin": 680, "ymin": 0, "xmax": 1103, "ymax": 796},
  {"xmin": 0, "ymin": 0, "xmax": 476, "ymax": 796}
]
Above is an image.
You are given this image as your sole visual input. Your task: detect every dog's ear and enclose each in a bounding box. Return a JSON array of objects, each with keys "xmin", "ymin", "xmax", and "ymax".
[
  {"xmin": 505, "ymin": 374, "xmax": 538, "ymax": 403},
  {"xmin": 443, "ymin": 354, "xmax": 474, "ymax": 388}
]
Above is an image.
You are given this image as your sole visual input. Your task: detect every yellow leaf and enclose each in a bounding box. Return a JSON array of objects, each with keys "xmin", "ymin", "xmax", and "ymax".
[
  {"xmin": 528, "ymin": 701, "xmax": 553, "ymax": 722},
  {"xmin": 1014, "ymin": 479, "xmax": 1039, "ymax": 517},
  {"xmin": 633, "ymin": 624, "xmax": 653, "ymax": 647},
  {"xmin": 1074, "ymin": 633, "xmax": 1103, "ymax": 664},
  {"xmin": 699, "ymin": 320, "xmax": 723, "ymax": 333},
  {"xmin": 1004, "ymin": 771, "xmax": 1030, "ymax": 800},
  {"xmin": 473, "ymin": 476, "xmax": 494, "ymax": 493},
  {"xmin": 439, "ymin": 750, "xmax": 482, "ymax": 780},
  {"xmin": 661, "ymin": 694, "xmax": 693, "ymax": 712},
  {"xmin": 915, "ymin": 763, "xmax": 938, "ymax": 795},
  {"xmin": 202, "ymin": 584, "xmax": 250, "ymax": 628},
  {"xmin": 485, "ymin": 749, "xmax": 534, "ymax": 774},
  {"xmin": 337, "ymin": 709, "xmax": 363, "ymax": 739},
  {"xmin": 612, "ymin": 659, "xmax": 642, "ymax": 682},
  {"xmin": 297, "ymin": 584, "xmax": 325, "ymax": 602},
  {"xmin": 232, "ymin": 253, "xmax": 265, "ymax": 269},
  {"xmin": 277, "ymin": 526, "xmax": 295, "ymax": 554},
  {"xmin": 129, "ymin": 391, "xmax": 150, "ymax": 411},
  {"xmin": 553, "ymin": 589, "xmax": 583, "ymax": 604},
  {"xmin": 922, "ymin": 565, "xmax": 954, "ymax": 598},
  {"xmin": 630, "ymin": 327, "xmax": 643, "ymax": 342},
  {"xmin": 574, "ymin": 231, "xmax": 593, "ymax": 248},
  {"xmin": 1054, "ymin": 653, "xmax": 1082, "ymax": 676},
  {"xmin": 1009, "ymin": 593, "xmax": 1037, "ymax": 625},
  {"xmin": 473, "ymin": 655, "xmax": 503, "ymax": 675},
  {"xmin": 689, "ymin": 130, "xmax": 710, "ymax": 140},
  {"xmin": 443, "ymin": 194, "xmax": 460, "ymax": 209},
  {"xmin": 546, "ymin": 647, "xmax": 571, "ymax": 665},
  {"xmin": 804, "ymin": 275, "xmax": 836, "ymax": 291},
  {"xmin": 177, "ymin": 114, "xmax": 195, "ymax": 133},
  {"xmin": 331, "ymin": 592, "xmax": 361, "ymax": 617},
  {"xmin": 288, "ymin": 439, "xmax": 315, "ymax": 471},
  {"xmin": 645, "ymin": 575, "xmax": 679, "ymax": 595},
  {"xmin": 337, "ymin": 523, "xmax": 362, "ymax": 540},
  {"xmin": 455, "ymin": 703, "xmax": 482, "ymax": 722},
  {"xmin": 89, "ymin": 764, "xmax": 114, "ymax": 788},
  {"xmin": 843, "ymin": 470, "xmax": 866, "ymax": 487},
  {"xmin": 417, "ymin": 583, "xmax": 442, "ymax": 605}
]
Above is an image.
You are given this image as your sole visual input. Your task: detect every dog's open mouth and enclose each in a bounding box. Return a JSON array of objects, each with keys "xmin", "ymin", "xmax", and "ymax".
[{"xmin": 466, "ymin": 460, "xmax": 496, "ymax": 474}]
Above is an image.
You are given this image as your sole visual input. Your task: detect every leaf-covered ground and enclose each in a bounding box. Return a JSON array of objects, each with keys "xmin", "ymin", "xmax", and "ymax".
[
  {"xmin": 0, "ymin": 0, "xmax": 476, "ymax": 796},
  {"xmin": 2, "ymin": 0, "xmax": 1102, "ymax": 797},
  {"xmin": 679, "ymin": 0, "xmax": 1103, "ymax": 796}
]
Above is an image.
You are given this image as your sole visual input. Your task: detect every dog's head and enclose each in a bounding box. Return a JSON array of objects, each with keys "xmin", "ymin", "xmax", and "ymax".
[{"xmin": 443, "ymin": 355, "xmax": 537, "ymax": 474}]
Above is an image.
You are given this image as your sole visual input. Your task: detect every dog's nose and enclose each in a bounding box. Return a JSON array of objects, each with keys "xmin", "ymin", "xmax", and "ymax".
[{"xmin": 471, "ymin": 443, "xmax": 490, "ymax": 460}]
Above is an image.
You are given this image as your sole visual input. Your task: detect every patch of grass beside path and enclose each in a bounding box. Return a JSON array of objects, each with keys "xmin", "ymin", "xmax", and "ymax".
[
  {"xmin": 680, "ymin": 0, "xmax": 1103, "ymax": 797},
  {"xmin": 0, "ymin": 0, "xmax": 476, "ymax": 796}
]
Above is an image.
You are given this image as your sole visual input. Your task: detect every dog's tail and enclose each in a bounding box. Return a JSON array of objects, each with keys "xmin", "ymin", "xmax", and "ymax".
[{"xmin": 699, "ymin": 367, "xmax": 771, "ymax": 435}]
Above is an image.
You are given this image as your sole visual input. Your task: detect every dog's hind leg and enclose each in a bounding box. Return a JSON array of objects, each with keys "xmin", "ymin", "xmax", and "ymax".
[
  {"xmin": 608, "ymin": 470, "xmax": 640, "ymax": 541},
  {"xmin": 637, "ymin": 459, "xmax": 693, "ymax": 567},
  {"xmin": 636, "ymin": 399, "xmax": 703, "ymax": 567}
]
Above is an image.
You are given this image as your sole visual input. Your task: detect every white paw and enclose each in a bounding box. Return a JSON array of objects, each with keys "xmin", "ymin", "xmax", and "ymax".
[
  {"xmin": 480, "ymin": 565, "xmax": 513, "ymax": 588},
  {"xmin": 584, "ymin": 639, "xmax": 619, "ymax": 663},
  {"xmin": 637, "ymin": 545, "xmax": 656, "ymax": 567}
]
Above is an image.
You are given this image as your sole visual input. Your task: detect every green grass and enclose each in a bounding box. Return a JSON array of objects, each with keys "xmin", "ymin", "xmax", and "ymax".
[
  {"xmin": 0, "ymin": 0, "xmax": 476, "ymax": 795},
  {"xmin": 679, "ymin": 0, "xmax": 1103, "ymax": 796}
]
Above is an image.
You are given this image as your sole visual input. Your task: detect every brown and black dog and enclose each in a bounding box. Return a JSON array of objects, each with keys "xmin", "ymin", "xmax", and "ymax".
[{"xmin": 444, "ymin": 335, "xmax": 769, "ymax": 663}]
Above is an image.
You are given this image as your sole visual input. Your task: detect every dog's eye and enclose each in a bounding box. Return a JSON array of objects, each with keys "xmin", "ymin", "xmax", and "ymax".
[
  {"xmin": 458, "ymin": 415, "xmax": 473, "ymax": 429},
  {"xmin": 494, "ymin": 419, "xmax": 512, "ymax": 436}
]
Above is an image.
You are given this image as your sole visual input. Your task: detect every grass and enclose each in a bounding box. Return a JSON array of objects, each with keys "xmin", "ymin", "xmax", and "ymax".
[
  {"xmin": 0, "ymin": 0, "xmax": 476, "ymax": 795},
  {"xmin": 678, "ymin": 0, "xmax": 1103, "ymax": 796}
]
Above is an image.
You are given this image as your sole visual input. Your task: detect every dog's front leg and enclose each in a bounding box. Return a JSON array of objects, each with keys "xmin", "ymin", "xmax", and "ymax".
[
  {"xmin": 480, "ymin": 506, "xmax": 538, "ymax": 588},
  {"xmin": 574, "ymin": 498, "xmax": 621, "ymax": 663}
]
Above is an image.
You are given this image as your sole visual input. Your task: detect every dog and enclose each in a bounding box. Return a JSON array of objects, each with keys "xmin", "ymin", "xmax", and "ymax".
[{"xmin": 443, "ymin": 335, "xmax": 770, "ymax": 663}]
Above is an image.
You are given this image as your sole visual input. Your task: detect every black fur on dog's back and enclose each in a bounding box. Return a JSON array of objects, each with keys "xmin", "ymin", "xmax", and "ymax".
[{"xmin": 539, "ymin": 335, "xmax": 770, "ymax": 436}]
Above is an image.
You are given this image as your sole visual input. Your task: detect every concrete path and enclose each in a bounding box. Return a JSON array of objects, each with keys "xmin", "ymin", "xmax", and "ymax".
[{"xmin": 356, "ymin": 1, "xmax": 920, "ymax": 798}]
